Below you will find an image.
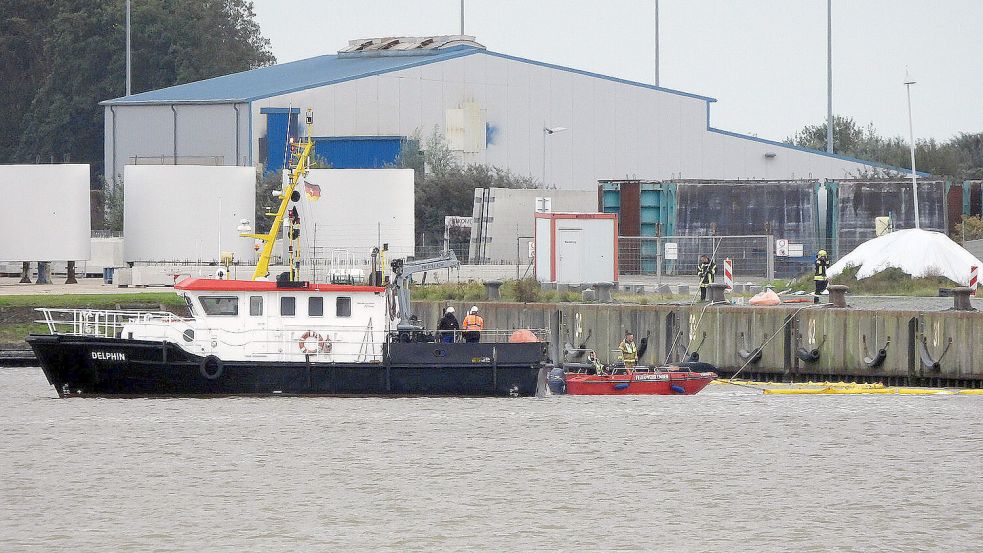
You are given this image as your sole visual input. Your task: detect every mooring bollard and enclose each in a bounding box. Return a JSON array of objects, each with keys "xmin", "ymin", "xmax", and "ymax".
[
  {"xmin": 828, "ymin": 284, "xmax": 849, "ymax": 308},
  {"xmin": 951, "ymin": 287, "xmax": 974, "ymax": 311},
  {"xmin": 35, "ymin": 261, "xmax": 51, "ymax": 285},
  {"xmin": 65, "ymin": 260, "xmax": 78, "ymax": 285},
  {"xmin": 594, "ymin": 282, "xmax": 615, "ymax": 303},
  {"xmin": 581, "ymin": 288, "xmax": 597, "ymax": 302},
  {"xmin": 708, "ymin": 283, "xmax": 727, "ymax": 303},
  {"xmin": 484, "ymin": 280, "xmax": 502, "ymax": 300}
]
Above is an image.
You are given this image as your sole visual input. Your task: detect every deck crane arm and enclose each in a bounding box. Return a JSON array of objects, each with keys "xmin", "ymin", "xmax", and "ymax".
[{"xmin": 390, "ymin": 251, "xmax": 460, "ymax": 330}]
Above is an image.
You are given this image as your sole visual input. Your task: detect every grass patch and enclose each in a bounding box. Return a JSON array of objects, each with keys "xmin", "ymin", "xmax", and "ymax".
[
  {"xmin": 0, "ymin": 323, "xmax": 49, "ymax": 345},
  {"xmin": 785, "ymin": 265, "xmax": 958, "ymax": 296},
  {"xmin": 0, "ymin": 293, "xmax": 185, "ymax": 309}
]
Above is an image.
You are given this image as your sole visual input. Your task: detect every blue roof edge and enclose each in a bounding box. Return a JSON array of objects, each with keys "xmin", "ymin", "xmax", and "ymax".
[
  {"xmin": 100, "ymin": 46, "xmax": 482, "ymax": 106},
  {"xmin": 707, "ymin": 126, "xmax": 931, "ymax": 177}
]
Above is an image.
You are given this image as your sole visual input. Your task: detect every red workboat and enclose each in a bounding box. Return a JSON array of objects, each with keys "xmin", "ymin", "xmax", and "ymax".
[{"xmin": 561, "ymin": 367, "xmax": 717, "ymax": 395}]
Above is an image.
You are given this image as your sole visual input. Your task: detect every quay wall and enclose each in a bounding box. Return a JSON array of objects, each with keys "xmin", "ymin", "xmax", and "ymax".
[{"xmin": 413, "ymin": 301, "xmax": 983, "ymax": 386}]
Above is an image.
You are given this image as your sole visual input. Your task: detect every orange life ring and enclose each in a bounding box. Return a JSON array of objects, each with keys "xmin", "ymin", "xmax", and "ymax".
[{"xmin": 299, "ymin": 331, "xmax": 330, "ymax": 354}]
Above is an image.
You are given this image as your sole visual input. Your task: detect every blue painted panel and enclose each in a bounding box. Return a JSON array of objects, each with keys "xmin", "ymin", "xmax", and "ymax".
[
  {"xmin": 265, "ymin": 111, "xmax": 298, "ymax": 174},
  {"xmin": 312, "ymin": 137, "xmax": 403, "ymax": 169}
]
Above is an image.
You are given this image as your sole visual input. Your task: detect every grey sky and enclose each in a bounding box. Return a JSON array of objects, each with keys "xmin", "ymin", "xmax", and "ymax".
[{"xmin": 251, "ymin": 0, "xmax": 982, "ymax": 143}]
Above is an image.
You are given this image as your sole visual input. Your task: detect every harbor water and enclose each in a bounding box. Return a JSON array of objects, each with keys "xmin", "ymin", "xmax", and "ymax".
[{"xmin": 1, "ymin": 367, "xmax": 979, "ymax": 552}]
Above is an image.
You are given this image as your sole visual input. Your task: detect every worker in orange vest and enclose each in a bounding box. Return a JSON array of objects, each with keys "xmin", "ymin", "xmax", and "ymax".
[{"xmin": 462, "ymin": 305, "xmax": 484, "ymax": 343}]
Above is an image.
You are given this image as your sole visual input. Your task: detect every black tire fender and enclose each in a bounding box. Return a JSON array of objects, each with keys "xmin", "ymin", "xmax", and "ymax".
[{"xmin": 200, "ymin": 355, "xmax": 224, "ymax": 380}]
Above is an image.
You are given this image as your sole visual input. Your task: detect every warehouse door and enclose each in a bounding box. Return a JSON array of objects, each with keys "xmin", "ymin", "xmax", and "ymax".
[{"xmin": 557, "ymin": 229, "xmax": 583, "ymax": 282}]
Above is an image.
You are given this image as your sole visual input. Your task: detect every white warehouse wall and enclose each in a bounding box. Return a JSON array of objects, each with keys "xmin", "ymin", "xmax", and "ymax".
[
  {"xmin": 123, "ymin": 165, "xmax": 255, "ymax": 262},
  {"xmin": 297, "ymin": 169, "xmax": 415, "ymax": 263},
  {"xmin": 105, "ymin": 102, "xmax": 250, "ymax": 184},
  {"xmin": 0, "ymin": 164, "xmax": 91, "ymax": 262},
  {"xmin": 252, "ymin": 51, "xmax": 879, "ymax": 190}
]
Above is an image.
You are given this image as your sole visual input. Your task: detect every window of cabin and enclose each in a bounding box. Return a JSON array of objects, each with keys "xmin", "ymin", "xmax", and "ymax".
[
  {"xmin": 280, "ymin": 296, "xmax": 296, "ymax": 316},
  {"xmin": 336, "ymin": 297, "xmax": 352, "ymax": 317},
  {"xmin": 199, "ymin": 296, "xmax": 239, "ymax": 316},
  {"xmin": 309, "ymin": 296, "xmax": 323, "ymax": 317},
  {"xmin": 249, "ymin": 296, "xmax": 263, "ymax": 316}
]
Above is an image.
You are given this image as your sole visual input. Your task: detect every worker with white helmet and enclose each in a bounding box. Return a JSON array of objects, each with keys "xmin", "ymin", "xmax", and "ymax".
[
  {"xmin": 462, "ymin": 305, "xmax": 484, "ymax": 343},
  {"xmin": 437, "ymin": 306, "xmax": 459, "ymax": 343}
]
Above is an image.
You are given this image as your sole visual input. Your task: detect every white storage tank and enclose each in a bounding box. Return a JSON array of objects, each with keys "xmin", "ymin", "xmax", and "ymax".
[
  {"xmin": 0, "ymin": 164, "xmax": 91, "ymax": 262},
  {"xmin": 534, "ymin": 213, "xmax": 618, "ymax": 284}
]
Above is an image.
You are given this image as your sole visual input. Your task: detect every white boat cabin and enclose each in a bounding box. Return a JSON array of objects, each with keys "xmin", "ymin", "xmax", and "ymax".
[{"xmin": 121, "ymin": 278, "xmax": 390, "ymax": 363}]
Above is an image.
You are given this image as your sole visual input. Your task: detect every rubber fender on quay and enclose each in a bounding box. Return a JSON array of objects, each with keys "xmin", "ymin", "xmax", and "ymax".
[
  {"xmin": 796, "ymin": 347, "xmax": 821, "ymax": 363},
  {"xmin": 864, "ymin": 349, "xmax": 888, "ymax": 369}
]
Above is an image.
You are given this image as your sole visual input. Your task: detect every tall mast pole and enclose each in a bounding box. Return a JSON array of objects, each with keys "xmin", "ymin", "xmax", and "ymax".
[
  {"xmin": 826, "ymin": 0, "xmax": 832, "ymax": 153},
  {"xmin": 905, "ymin": 76, "xmax": 920, "ymax": 229},
  {"xmin": 654, "ymin": 0, "xmax": 660, "ymax": 87},
  {"xmin": 460, "ymin": 0, "xmax": 465, "ymax": 35},
  {"xmin": 126, "ymin": 0, "xmax": 132, "ymax": 96}
]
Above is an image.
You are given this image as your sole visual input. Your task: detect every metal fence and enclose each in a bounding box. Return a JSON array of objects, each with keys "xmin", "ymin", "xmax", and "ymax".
[{"xmin": 619, "ymin": 235, "xmax": 777, "ymax": 280}]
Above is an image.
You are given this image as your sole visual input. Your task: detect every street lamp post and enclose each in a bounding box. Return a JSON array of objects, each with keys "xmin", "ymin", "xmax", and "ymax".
[{"xmin": 542, "ymin": 126, "xmax": 568, "ymax": 189}]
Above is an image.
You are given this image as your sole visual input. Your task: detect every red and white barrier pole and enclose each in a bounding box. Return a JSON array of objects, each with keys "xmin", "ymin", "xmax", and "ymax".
[
  {"xmin": 970, "ymin": 265, "xmax": 978, "ymax": 296},
  {"xmin": 724, "ymin": 258, "xmax": 733, "ymax": 291}
]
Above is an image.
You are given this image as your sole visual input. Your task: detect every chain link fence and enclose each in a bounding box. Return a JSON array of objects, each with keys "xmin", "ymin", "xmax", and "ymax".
[{"xmin": 619, "ymin": 235, "xmax": 779, "ymax": 280}]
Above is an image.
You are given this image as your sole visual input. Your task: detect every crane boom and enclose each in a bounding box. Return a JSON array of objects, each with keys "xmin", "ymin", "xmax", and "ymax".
[{"xmin": 391, "ymin": 252, "xmax": 460, "ymax": 329}]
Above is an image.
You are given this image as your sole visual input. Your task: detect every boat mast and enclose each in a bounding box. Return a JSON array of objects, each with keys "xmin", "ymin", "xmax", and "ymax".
[{"xmin": 241, "ymin": 109, "xmax": 315, "ymax": 280}]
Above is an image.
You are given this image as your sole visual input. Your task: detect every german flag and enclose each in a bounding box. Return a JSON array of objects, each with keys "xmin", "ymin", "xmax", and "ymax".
[{"xmin": 304, "ymin": 180, "xmax": 321, "ymax": 201}]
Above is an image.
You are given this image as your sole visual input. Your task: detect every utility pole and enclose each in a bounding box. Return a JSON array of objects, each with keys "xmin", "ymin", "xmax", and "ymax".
[
  {"xmin": 826, "ymin": 0, "xmax": 833, "ymax": 153},
  {"xmin": 904, "ymin": 75, "xmax": 920, "ymax": 229},
  {"xmin": 126, "ymin": 0, "xmax": 132, "ymax": 96},
  {"xmin": 460, "ymin": 0, "xmax": 465, "ymax": 35},
  {"xmin": 654, "ymin": 0, "xmax": 660, "ymax": 87}
]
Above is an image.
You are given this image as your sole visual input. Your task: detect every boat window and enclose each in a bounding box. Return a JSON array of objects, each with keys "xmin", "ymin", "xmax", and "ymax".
[
  {"xmin": 309, "ymin": 296, "xmax": 323, "ymax": 317},
  {"xmin": 336, "ymin": 297, "xmax": 352, "ymax": 317},
  {"xmin": 280, "ymin": 296, "xmax": 296, "ymax": 316},
  {"xmin": 249, "ymin": 296, "xmax": 263, "ymax": 316},
  {"xmin": 199, "ymin": 296, "xmax": 239, "ymax": 316}
]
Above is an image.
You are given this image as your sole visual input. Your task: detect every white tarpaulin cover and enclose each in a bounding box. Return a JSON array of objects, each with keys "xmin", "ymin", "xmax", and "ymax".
[{"xmin": 828, "ymin": 228, "xmax": 983, "ymax": 285}]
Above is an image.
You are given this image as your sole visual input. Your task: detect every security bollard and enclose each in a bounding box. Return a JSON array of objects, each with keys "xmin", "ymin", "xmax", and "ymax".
[{"xmin": 828, "ymin": 285, "xmax": 849, "ymax": 308}]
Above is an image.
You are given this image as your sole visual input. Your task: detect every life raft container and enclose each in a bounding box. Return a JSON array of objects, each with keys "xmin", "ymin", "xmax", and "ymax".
[{"xmin": 298, "ymin": 331, "xmax": 331, "ymax": 354}]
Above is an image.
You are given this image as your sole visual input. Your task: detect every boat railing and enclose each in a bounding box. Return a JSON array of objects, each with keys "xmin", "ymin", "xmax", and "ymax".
[
  {"xmin": 35, "ymin": 308, "xmax": 189, "ymax": 338},
  {"xmin": 393, "ymin": 328, "xmax": 550, "ymax": 344}
]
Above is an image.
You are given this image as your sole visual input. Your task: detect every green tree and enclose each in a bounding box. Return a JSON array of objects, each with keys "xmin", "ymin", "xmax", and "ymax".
[
  {"xmin": 5, "ymin": 0, "xmax": 274, "ymax": 182},
  {"xmin": 402, "ymin": 128, "xmax": 537, "ymax": 249},
  {"xmin": 787, "ymin": 116, "xmax": 983, "ymax": 179}
]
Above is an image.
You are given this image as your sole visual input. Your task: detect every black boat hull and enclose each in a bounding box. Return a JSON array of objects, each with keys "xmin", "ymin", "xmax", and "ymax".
[{"xmin": 26, "ymin": 334, "xmax": 547, "ymax": 398}]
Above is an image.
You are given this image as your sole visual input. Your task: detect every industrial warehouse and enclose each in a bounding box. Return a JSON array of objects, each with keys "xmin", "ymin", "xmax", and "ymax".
[{"xmin": 101, "ymin": 35, "xmax": 902, "ymax": 189}]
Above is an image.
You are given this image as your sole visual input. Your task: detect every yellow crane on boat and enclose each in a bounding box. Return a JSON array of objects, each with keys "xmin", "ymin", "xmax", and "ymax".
[{"xmin": 240, "ymin": 109, "xmax": 316, "ymax": 281}]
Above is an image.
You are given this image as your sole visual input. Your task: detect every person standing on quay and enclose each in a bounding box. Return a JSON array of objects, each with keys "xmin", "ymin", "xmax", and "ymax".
[
  {"xmin": 814, "ymin": 250, "xmax": 830, "ymax": 303},
  {"xmin": 697, "ymin": 254, "xmax": 716, "ymax": 302}
]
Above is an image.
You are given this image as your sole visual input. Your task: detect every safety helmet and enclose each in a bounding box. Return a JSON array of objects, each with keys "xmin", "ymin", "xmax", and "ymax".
[
  {"xmin": 818, "ymin": 249, "xmax": 828, "ymax": 257},
  {"xmin": 470, "ymin": 306, "xmax": 479, "ymax": 314},
  {"xmin": 445, "ymin": 306, "xmax": 455, "ymax": 314}
]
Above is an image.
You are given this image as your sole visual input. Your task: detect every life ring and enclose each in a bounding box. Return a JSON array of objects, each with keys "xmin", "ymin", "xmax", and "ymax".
[
  {"xmin": 200, "ymin": 355, "xmax": 223, "ymax": 380},
  {"xmin": 299, "ymin": 331, "xmax": 330, "ymax": 354}
]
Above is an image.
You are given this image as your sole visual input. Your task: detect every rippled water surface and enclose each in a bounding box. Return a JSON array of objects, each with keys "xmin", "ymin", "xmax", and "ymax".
[{"xmin": 1, "ymin": 367, "xmax": 980, "ymax": 552}]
